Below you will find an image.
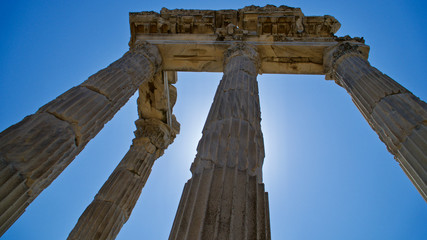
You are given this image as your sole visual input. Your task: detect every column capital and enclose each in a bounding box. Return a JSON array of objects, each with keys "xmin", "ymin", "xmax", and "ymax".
[
  {"xmin": 323, "ymin": 42, "xmax": 369, "ymax": 80},
  {"xmin": 134, "ymin": 118, "xmax": 177, "ymax": 149},
  {"xmin": 224, "ymin": 42, "xmax": 260, "ymax": 73},
  {"xmin": 129, "ymin": 40, "xmax": 162, "ymax": 70}
]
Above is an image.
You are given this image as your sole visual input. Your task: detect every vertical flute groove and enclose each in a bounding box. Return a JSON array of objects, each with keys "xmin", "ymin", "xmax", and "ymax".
[
  {"xmin": 170, "ymin": 43, "xmax": 270, "ymax": 240},
  {"xmin": 69, "ymin": 72, "xmax": 179, "ymax": 240},
  {"xmin": 325, "ymin": 42, "xmax": 427, "ymax": 201},
  {"xmin": 0, "ymin": 41, "xmax": 162, "ymax": 236}
]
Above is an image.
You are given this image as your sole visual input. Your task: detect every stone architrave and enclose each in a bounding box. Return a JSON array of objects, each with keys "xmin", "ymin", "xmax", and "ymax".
[
  {"xmin": 0, "ymin": 41, "xmax": 162, "ymax": 236},
  {"xmin": 324, "ymin": 42, "xmax": 427, "ymax": 201},
  {"xmin": 169, "ymin": 43, "xmax": 271, "ymax": 240}
]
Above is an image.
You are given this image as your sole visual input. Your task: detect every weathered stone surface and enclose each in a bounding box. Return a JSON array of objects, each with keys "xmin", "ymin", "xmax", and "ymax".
[
  {"xmin": 3, "ymin": 4, "xmax": 424, "ymax": 239},
  {"xmin": 67, "ymin": 142, "xmax": 160, "ymax": 240},
  {"xmin": 325, "ymin": 42, "xmax": 427, "ymax": 202},
  {"xmin": 371, "ymin": 93, "xmax": 427, "ymax": 154},
  {"xmin": 396, "ymin": 125, "xmax": 427, "ymax": 200},
  {"xmin": 130, "ymin": 5, "xmax": 339, "ymax": 38},
  {"xmin": 323, "ymin": 42, "xmax": 370, "ymax": 80},
  {"xmin": 191, "ymin": 43, "xmax": 264, "ymax": 178},
  {"xmin": 38, "ymin": 86, "xmax": 112, "ymax": 147},
  {"xmin": 137, "ymin": 73, "xmax": 177, "ymax": 122},
  {"xmin": 130, "ymin": 5, "xmax": 346, "ymax": 74},
  {"xmin": 0, "ymin": 42, "xmax": 162, "ymax": 236},
  {"xmin": 68, "ymin": 74, "xmax": 179, "ymax": 240},
  {"xmin": 170, "ymin": 167, "xmax": 270, "ymax": 240},
  {"xmin": 170, "ymin": 44, "xmax": 270, "ymax": 240}
]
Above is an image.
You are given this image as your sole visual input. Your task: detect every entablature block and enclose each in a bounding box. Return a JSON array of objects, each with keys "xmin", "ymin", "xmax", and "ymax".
[{"xmin": 129, "ymin": 5, "xmax": 368, "ymax": 75}]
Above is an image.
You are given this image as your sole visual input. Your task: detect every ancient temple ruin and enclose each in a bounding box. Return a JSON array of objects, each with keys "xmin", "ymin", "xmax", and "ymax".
[{"xmin": 0, "ymin": 5, "xmax": 426, "ymax": 240}]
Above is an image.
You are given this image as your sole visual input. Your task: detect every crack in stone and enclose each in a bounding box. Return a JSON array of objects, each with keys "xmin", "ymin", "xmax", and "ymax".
[
  {"xmin": 44, "ymin": 111, "xmax": 80, "ymax": 146},
  {"xmin": 83, "ymin": 85, "xmax": 112, "ymax": 102},
  {"xmin": 95, "ymin": 199, "xmax": 129, "ymax": 218}
]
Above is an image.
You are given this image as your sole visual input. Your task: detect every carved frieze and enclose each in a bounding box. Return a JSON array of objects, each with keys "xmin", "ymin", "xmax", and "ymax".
[{"xmin": 129, "ymin": 5, "xmax": 341, "ymax": 45}]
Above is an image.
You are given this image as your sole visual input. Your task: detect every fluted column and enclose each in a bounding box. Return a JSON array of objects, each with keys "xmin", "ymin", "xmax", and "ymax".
[
  {"xmin": 0, "ymin": 41, "xmax": 162, "ymax": 236},
  {"xmin": 169, "ymin": 43, "xmax": 271, "ymax": 240},
  {"xmin": 324, "ymin": 42, "xmax": 427, "ymax": 201},
  {"xmin": 68, "ymin": 118, "xmax": 178, "ymax": 240},
  {"xmin": 68, "ymin": 72, "xmax": 179, "ymax": 240}
]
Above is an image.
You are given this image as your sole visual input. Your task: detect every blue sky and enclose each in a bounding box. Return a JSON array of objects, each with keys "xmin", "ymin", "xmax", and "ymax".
[{"xmin": 1, "ymin": 0, "xmax": 426, "ymax": 239}]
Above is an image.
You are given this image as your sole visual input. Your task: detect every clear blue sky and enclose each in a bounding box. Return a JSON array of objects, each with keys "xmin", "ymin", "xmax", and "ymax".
[{"xmin": 1, "ymin": 0, "xmax": 426, "ymax": 239}]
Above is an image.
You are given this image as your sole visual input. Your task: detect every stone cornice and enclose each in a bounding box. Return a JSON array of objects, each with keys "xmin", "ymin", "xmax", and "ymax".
[
  {"xmin": 129, "ymin": 5, "xmax": 340, "ymax": 46},
  {"xmin": 128, "ymin": 6, "xmax": 369, "ymax": 75}
]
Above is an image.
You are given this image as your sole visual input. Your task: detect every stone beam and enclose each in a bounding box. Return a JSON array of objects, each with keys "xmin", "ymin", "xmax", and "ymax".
[
  {"xmin": 129, "ymin": 5, "xmax": 367, "ymax": 74},
  {"xmin": 135, "ymin": 39, "xmax": 369, "ymax": 74}
]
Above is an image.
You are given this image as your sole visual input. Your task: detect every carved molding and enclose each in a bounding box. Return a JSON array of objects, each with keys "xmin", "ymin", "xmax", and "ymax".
[
  {"xmin": 134, "ymin": 118, "xmax": 175, "ymax": 149},
  {"xmin": 334, "ymin": 35, "xmax": 365, "ymax": 43},
  {"xmin": 129, "ymin": 5, "xmax": 341, "ymax": 45},
  {"xmin": 136, "ymin": 71, "xmax": 180, "ymax": 145},
  {"xmin": 224, "ymin": 43, "xmax": 259, "ymax": 72},
  {"xmin": 129, "ymin": 40, "xmax": 162, "ymax": 69},
  {"xmin": 323, "ymin": 42, "xmax": 369, "ymax": 80}
]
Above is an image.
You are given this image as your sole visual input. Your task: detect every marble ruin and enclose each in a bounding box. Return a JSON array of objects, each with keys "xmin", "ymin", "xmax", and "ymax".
[{"xmin": 0, "ymin": 5, "xmax": 426, "ymax": 239}]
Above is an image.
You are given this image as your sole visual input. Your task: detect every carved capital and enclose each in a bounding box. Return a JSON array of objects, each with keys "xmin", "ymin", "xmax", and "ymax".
[
  {"xmin": 324, "ymin": 42, "xmax": 369, "ymax": 80},
  {"xmin": 134, "ymin": 118, "xmax": 174, "ymax": 149},
  {"xmin": 129, "ymin": 40, "xmax": 162, "ymax": 70},
  {"xmin": 224, "ymin": 43, "xmax": 259, "ymax": 72}
]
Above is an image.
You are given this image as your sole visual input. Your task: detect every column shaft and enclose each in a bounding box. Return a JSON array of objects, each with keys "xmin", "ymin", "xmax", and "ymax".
[
  {"xmin": 68, "ymin": 118, "xmax": 175, "ymax": 240},
  {"xmin": 325, "ymin": 42, "xmax": 427, "ymax": 201},
  {"xmin": 169, "ymin": 43, "xmax": 271, "ymax": 240},
  {"xmin": 0, "ymin": 41, "xmax": 162, "ymax": 235},
  {"xmin": 68, "ymin": 72, "xmax": 179, "ymax": 240}
]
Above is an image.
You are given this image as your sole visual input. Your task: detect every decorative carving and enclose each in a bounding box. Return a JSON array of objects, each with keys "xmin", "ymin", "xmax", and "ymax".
[
  {"xmin": 215, "ymin": 23, "xmax": 249, "ymax": 41},
  {"xmin": 334, "ymin": 35, "xmax": 365, "ymax": 43},
  {"xmin": 323, "ymin": 42, "xmax": 367, "ymax": 80},
  {"xmin": 129, "ymin": 5, "xmax": 341, "ymax": 45},
  {"xmin": 137, "ymin": 73, "xmax": 177, "ymax": 126},
  {"xmin": 130, "ymin": 40, "xmax": 162, "ymax": 70},
  {"xmin": 331, "ymin": 42, "xmax": 363, "ymax": 64},
  {"xmin": 224, "ymin": 43, "xmax": 259, "ymax": 72},
  {"xmin": 134, "ymin": 118, "xmax": 174, "ymax": 149}
]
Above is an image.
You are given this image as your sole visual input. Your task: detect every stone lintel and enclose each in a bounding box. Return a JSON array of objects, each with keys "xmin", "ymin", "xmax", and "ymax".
[
  {"xmin": 135, "ymin": 38, "xmax": 369, "ymax": 74},
  {"xmin": 129, "ymin": 5, "xmax": 359, "ymax": 75}
]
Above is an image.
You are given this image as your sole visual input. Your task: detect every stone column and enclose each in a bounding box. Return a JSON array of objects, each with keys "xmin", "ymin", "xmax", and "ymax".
[
  {"xmin": 0, "ymin": 41, "xmax": 162, "ymax": 236},
  {"xmin": 169, "ymin": 43, "xmax": 271, "ymax": 240},
  {"xmin": 68, "ymin": 72, "xmax": 179, "ymax": 240},
  {"xmin": 68, "ymin": 118, "xmax": 178, "ymax": 240},
  {"xmin": 324, "ymin": 42, "xmax": 427, "ymax": 201}
]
